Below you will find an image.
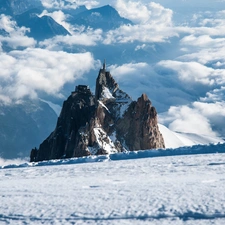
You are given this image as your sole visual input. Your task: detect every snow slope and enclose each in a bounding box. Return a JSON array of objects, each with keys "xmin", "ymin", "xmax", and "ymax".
[
  {"xmin": 0, "ymin": 151, "xmax": 225, "ymax": 224},
  {"xmin": 158, "ymin": 124, "xmax": 224, "ymax": 149}
]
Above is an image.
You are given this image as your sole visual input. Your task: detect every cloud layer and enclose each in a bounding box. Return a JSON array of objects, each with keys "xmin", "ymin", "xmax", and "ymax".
[
  {"xmin": 41, "ymin": 0, "xmax": 99, "ymax": 9},
  {"xmin": 1, "ymin": 0, "xmax": 225, "ymax": 139},
  {"xmin": 38, "ymin": 0, "xmax": 177, "ymax": 48},
  {"xmin": 104, "ymin": 1, "xmax": 175, "ymax": 44},
  {"xmin": 0, "ymin": 15, "xmax": 36, "ymax": 49},
  {"xmin": 0, "ymin": 48, "xmax": 95, "ymax": 103}
]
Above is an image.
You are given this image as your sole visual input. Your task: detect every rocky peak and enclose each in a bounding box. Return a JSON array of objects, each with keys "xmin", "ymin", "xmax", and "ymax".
[
  {"xmin": 95, "ymin": 61, "xmax": 119, "ymax": 101},
  {"xmin": 136, "ymin": 94, "xmax": 157, "ymax": 118},
  {"xmin": 95, "ymin": 61, "xmax": 132, "ymax": 121},
  {"xmin": 116, "ymin": 92, "xmax": 164, "ymax": 151},
  {"xmin": 30, "ymin": 62, "xmax": 165, "ymax": 162},
  {"xmin": 139, "ymin": 93, "xmax": 149, "ymax": 102}
]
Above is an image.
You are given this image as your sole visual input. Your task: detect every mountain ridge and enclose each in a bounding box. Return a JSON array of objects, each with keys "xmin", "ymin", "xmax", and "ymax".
[
  {"xmin": 69, "ymin": 4, "xmax": 133, "ymax": 31},
  {"xmin": 0, "ymin": 99, "xmax": 57, "ymax": 159}
]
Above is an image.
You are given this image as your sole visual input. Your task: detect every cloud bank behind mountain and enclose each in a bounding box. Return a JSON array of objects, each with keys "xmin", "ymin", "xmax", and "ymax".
[{"xmin": 1, "ymin": 0, "xmax": 225, "ymax": 140}]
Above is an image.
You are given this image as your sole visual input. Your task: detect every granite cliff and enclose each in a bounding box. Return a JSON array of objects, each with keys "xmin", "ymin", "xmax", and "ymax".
[{"xmin": 30, "ymin": 62, "xmax": 165, "ymax": 162}]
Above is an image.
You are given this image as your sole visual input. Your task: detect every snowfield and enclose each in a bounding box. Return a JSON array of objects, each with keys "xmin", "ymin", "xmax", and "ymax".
[{"xmin": 1, "ymin": 145, "xmax": 225, "ymax": 224}]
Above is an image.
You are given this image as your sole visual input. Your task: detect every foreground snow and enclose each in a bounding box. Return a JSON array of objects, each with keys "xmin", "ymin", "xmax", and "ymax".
[{"xmin": 0, "ymin": 146, "xmax": 225, "ymax": 224}]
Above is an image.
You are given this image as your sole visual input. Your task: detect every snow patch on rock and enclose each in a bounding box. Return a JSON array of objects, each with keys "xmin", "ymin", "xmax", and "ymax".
[
  {"xmin": 101, "ymin": 86, "xmax": 115, "ymax": 100},
  {"xmin": 93, "ymin": 128, "xmax": 117, "ymax": 154}
]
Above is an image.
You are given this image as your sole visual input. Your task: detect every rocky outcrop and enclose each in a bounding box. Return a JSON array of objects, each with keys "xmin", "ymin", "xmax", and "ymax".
[
  {"xmin": 116, "ymin": 94, "xmax": 164, "ymax": 150},
  {"xmin": 30, "ymin": 62, "xmax": 165, "ymax": 162}
]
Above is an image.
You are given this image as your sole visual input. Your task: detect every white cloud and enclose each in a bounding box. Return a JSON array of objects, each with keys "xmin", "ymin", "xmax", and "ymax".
[
  {"xmin": 180, "ymin": 35, "xmax": 225, "ymax": 48},
  {"xmin": 104, "ymin": 24, "xmax": 178, "ymax": 44},
  {"xmin": 104, "ymin": 2, "xmax": 225, "ymax": 44},
  {"xmin": 41, "ymin": 0, "xmax": 99, "ymax": 10},
  {"xmin": 178, "ymin": 34, "xmax": 225, "ymax": 66},
  {"xmin": 109, "ymin": 62, "xmax": 155, "ymax": 93},
  {"xmin": 0, "ymin": 48, "xmax": 96, "ymax": 103},
  {"xmin": 114, "ymin": 1, "xmax": 173, "ymax": 25},
  {"xmin": 158, "ymin": 60, "xmax": 225, "ymax": 86},
  {"xmin": 155, "ymin": 8, "xmax": 225, "ymax": 138},
  {"xmin": 201, "ymin": 87, "xmax": 225, "ymax": 102},
  {"xmin": 177, "ymin": 10, "xmax": 225, "ymax": 51},
  {"xmin": 159, "ymin": 98, "xmax": 225, "ymax": 137},
  {"xmin": 0, "ymin": 93, "xmax": 12, "ymax": 105},
  {"xmin": 110, "ymin": 62, "xmax": 149, "ymax": 77},
  {"xmin": 114, "ymin": 0, "xmax": 151, "ymax": 24},
  {"xmin": 0, "ymin": 35, "xmax": 36, "ymax": 49},
  {"xmin": 134, "ymin": 44, "xmax": 146, "ymax": 51},
  {"xmin": 1, "ymin": 0, "xmax": 225, "ymax": 140},
  {"xmin": 0, "ymin": 15, "xmax": 15, "ymax": 32},
  {"xmin": 104, "ymin": 1, "xmax": 175, "ymax": 44},
  {"xmin": 108, "ymin": 62, "xmax": 196, "ymax": 113},
  {"xmin": 38, "ymin": 1, "xmax": 225, "ymax": 47},
  {"xmin": 179, "ymin": 47, "xmax": 225, "ymax": 68},
  {"xmin": 39, "ymin": 10, "xmax": 73, "ymax": 33},
  {"xmin": 108, "ymin": 58, "xmax": 225, "ymax": 137},
  {"xmin": 160, "ymin": 104, "xmax": 218, "ymax": 137},
  {"xmin": 0, "ymin": 15, "xmax": 36, "ymax": 49},
  {"xmin": 194, "ymin": 101, "xmax": 225, "ymax": 118},
  {"xmin": 39, "ymin": 29, "xmax": 103, "ymax": 49}
]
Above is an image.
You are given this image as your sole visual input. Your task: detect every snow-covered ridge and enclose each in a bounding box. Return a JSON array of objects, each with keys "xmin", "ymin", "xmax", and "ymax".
[
  {"xmin": 93, "ymin": 127, "xmax": 118, "ymax": 154},
  {"xmin": 1, "ymin": 142, "xmax": 225, "ymax": 169},
  {"xmin": 159, "ymin": 124, "xmax": 224, "ymax": 149}
]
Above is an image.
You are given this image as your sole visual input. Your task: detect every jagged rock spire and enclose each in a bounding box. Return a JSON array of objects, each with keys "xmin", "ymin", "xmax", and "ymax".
[
  {"xmin": 95, "ymin": 60, "xmax": 119, "ymax": 101},
  {"xmin": 30, "ymin": 63, "xmax": 165, "ymax": 162}
]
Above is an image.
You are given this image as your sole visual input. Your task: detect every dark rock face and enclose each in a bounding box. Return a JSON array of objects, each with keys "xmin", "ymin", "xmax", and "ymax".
[
  {"xmin": 117, "ymin": 94, "xmax": 165, "ymax": 150},
  {"xmin": 31, "ymin": 63, "xmax": 165, "ymax": 162},
  {"xmin": 34, "ymin": 86, "xmax": 95, "ymax": 161}
]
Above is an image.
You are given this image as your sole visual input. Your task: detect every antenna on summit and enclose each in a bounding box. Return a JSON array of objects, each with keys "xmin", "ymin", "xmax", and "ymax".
[{"xmin": 103, "ymin": 59, "xmax": 106, "ymax": 71}]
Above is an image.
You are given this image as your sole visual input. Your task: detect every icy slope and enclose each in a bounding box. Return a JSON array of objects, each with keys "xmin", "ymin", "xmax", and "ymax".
[
  {"xmin": 0, "ymin": 153, "xmax": 225, "ymax": 224},
  {"xmin": 158, "ymin": 124, "xmax": 224, "ymax": 149}
]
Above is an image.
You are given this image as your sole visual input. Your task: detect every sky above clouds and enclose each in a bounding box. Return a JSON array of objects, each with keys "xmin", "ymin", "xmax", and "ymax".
[{"xmin": 1, "ymin": 0, "xmax": 225, "ymax": 138}]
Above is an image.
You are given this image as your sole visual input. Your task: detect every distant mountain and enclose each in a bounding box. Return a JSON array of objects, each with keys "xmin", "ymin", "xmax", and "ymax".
[
  {"xmin": 0, "ymin": 0, "xmax": 12, "ymax": 15},
  {"xmin": 0, "ymin": 2, "xmax": 131, "ymax": 41},
  {"xmin": 69, "ymin": 5, "xmax": 133, "ymax": 31},
  {"xmin": 15, "ymin": 8, "xmax": 70, "ymax": 40},
  {"xmin": 59, "ymin": 5, "xmax": 88, "ymax": 18},
  {"xmin": 0, "ymin": 0, "xmax": 43, "ymax": 16},
  {"xmin": 0, "ymin": 100, "xmax": 57, "ymax": 159},
  {"xmin": 9, "ymin": 0, "xmax": 43, "ymax": 15},
  {"xmin": 0, "ymin": 0, "xmax": 70, "ymax": 41}
]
